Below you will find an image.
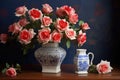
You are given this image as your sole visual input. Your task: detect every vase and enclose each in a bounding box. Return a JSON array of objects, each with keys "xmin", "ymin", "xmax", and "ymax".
[
  {"xmin": 34, "ymin": 43, "xmax": 66, "ymax": 73},
  {"xmin": 73, "ymin": 49, "xmax": 94, "ymax": 74}
]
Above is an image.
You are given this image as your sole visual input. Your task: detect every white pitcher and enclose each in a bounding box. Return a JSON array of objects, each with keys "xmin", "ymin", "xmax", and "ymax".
[{"xmin": 74, "ymin": 49, "xmax": 94, "ymax": 74}]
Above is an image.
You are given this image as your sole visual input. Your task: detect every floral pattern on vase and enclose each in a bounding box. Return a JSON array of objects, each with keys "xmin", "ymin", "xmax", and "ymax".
[
  {"xmin": 78, "ymin": 61, "xmax": 89, "ymax": 71},
  {"xmin": 34, "ymin": 43, "xmax": 66, "ymax": 73}
]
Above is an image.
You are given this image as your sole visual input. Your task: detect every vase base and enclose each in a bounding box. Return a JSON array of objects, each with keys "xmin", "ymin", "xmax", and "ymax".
[
  {"xmin": 75, "ymin": 71, "xmax": 88, "ymax": 74},
  {"xmin": 42, "ymin": 66, "xmax": 61, "ymax": 73}
]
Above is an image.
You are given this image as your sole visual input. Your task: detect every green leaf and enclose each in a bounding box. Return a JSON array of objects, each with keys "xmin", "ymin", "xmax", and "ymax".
[
  {"xmin": 66, "ymin": 40, "xmax": 70, "ymax": 48},
  {"xmin": 2, "ymin": 68, "xmax": 7, "ymax": 74},
  {"xmin": 23, "ymin": 49, "xmax": 27, "ymax": 55},
  {"xmin": 70, "ymin": 25, "xmax": 75, "ymax": 29},
  {"xmin": 88, "ymin": 65, "xmax": 98, "ymax": 73},
  {"xmin": 6, "ymin": 63, "xmax": 10, "ymax": 68},
  {"xmin": 79, "ymin": 20, "xmax": 84, "ymax": 26},
  {"xmin": 15, "ymin": 64, "xmax": 21, "ymax": 73},
  {"xmin": 16, "ymin": 64, "xmax": 21, "ymax": 68}
]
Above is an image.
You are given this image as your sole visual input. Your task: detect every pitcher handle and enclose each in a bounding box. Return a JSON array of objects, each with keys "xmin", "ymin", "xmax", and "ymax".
[{"xmin": 87, "ymin": 52, "xmax": 94, "ymax": 65}]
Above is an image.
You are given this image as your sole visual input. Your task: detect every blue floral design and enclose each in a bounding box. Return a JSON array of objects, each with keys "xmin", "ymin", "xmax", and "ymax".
[{"xmin": 79, "ymin": 61, "xmax": 89, "ymax": 71}]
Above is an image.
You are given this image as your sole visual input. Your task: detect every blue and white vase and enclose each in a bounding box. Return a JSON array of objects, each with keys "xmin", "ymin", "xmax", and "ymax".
[
  {"xmin": 74, "ymin": 49, "xmax": 94, "ymax": 74},
  {"xmin": 34, "ymin": 43, "xmax": 66, "ymax": 73}
]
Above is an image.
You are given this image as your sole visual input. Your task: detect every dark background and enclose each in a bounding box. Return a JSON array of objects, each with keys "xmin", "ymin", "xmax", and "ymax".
[{"xmin": 0, "ymin": 0, "xmax": 120, "ymax": 66}]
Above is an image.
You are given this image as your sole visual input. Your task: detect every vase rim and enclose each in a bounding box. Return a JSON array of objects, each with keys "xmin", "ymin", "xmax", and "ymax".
[
  {"xmin": 42, "ymin": 42, "xmax": 59, "ymax": 47},
  {"xmin": 76, "ymin": 49, "xmax": 87, "ymax": 51}
]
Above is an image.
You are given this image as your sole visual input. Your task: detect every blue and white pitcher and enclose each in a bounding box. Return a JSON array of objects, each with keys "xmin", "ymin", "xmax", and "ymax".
[{"xmin": 74, "ymin": 49, "xmax": 94, "ymax": 74}]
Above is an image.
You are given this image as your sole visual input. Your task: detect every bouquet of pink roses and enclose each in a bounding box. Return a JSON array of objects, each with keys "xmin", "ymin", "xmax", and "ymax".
[{"xmin": 0, "ymin": 3, "xmax": 90, "ymax": 54}]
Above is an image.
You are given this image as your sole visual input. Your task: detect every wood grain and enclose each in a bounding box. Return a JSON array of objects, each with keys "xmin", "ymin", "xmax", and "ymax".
[{"xmin": 0, "ymin": 64, "xmax": 120, "ymax": 80}]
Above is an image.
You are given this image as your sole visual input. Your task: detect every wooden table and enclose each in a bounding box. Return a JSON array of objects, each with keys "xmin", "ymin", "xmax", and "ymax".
[{"xmin": 0, "ymin": 64, "xmax": 120, "ymax": 80}]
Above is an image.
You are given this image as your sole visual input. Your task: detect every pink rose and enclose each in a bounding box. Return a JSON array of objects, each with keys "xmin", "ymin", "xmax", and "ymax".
[
  {"xmin": 28, "ymin": 8, "xmax": 43, "ymax": 21},
  {"xmin": 55, "ymin": 18, "xmax": 69, "ymax": 32},
  {"xmin": 0, "ymin": 33, "xmax": 8, "ymax": 44},
  {"xmin": 29, "ymin": 29, "xmax": 36, "ymax": 39},
  {"xmin": 62, "ymin": 5, "xmax": 75, "ymax": 16},
  {"xmin": 51, "ymin": 30, "xmax": 62, "ymax": 43},
  {"xmin": 56, "ymin": 7, "xmax": 66, "ymax": 17},
  {"xmin": 18, "ymin": 18, "xmax": 29, "ymax": 27},
  {"xmin": 8, "ymin": 23, "xmax": 22, "ymax": 34},
  {"xmin": 56, "ymin": 5, "xmax": 75, "ymax": 17},
  {"xmin": 6, "ymin": 67, "xmax": 17, "ymax": 77},
  {"xmin": 81, "ymin": 23, "xmax": 90, "ymax": 30},
  {"xmin": 97, "ymin": 60, "xmax": 113, "ymax": 74},
  {"xmin": 15, "ymin": 6, "xmax": 28, "ymax": 17},
  {"xmin": 77, "ymin": 30, "xmax": 86, "ymax": 46},
  {"xmin": 38, "ymin": 28, "xmax": 51, "ymax": 44},
  {"xmin": 41, "ymin": 16, "xmax": 52, "ymax": 27},
  {"xmin": 42, "ymin": 4, "xmax": 53, "ymax": 14},
  {"xmin": 19, "ymin": 29, "xmax": 36, "ymax": 44},
  {"xmin": 69, "ymin": 13, "xmax": 78, "ymax": 24},
  {"xmin": 65, "ymin": 29, "xmax": 76, "ymax": 40}
]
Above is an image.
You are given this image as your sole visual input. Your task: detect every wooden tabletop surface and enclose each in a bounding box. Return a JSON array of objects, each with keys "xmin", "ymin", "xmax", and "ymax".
[{"xmin": 0, "ymin": 64, "xmax": 120, "ymax": 80}]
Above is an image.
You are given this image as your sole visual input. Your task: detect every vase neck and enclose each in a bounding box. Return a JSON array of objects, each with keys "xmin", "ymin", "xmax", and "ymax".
[
  {"xmin": 76, "ymin": 49, "xmax": 87, "ymax": 54},
  {"xmin": 42, "ymin": 43, "xmax": 59, "ymax": 48}
]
